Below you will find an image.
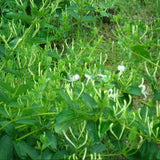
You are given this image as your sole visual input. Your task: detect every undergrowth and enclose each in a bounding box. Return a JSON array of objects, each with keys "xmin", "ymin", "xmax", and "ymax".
[{"xmin": 0, "ymin": 0, "xmax": 160, "ymax": 159}]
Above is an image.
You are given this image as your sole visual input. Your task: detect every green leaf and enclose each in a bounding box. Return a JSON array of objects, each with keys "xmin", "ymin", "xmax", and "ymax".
[
  {"xmin": 29, "ymin": 36, "xmax": 56, "ymax": 44},
  {"xmin": 81, "ymin": 16, "xmax": 97, "ymax": 23},
  {"xmin": 59, "ymin": 91, "xmax": 73, "ymax": 107},
  {"xmin": 46, "ymin": 130, "xmax": 57, "ymax": 150},
  {"xmin": 0, "ymin": 135, "xmax": 13, "ymax": 160},
  {"xmin": 8, "ymin": 102, "xmax": 21, "ymax": 108},
  {"xmin": 22, "ymin": 104, "xmax": 41, "ymax": 116},
  {"xmin": 9, "ymin": 38, "xmax": 21, "ymax": 48},
  {"xmin": 41, "ymin": 149, "xmax": 53, "ymax": 160},
  {"xmin": 140, "ymin": 141, "xmax": 158, "ymax": 160},
  {"xmin": 16, "ymin": 82, "xmax": 34, "ymax": 95},
  {"xmin": 14, "ymin": 141, "xmax": 27, "ymax": 159},
  {"xmin": 140, "ymin": 106, "xmax": 148, "ymax": 120},
  {"xmin": 128, "ymin": 126, "xmax": 137, "ymax": 147},
  {"xmin": 92, "ymin": 143, "xmax": 106, "ymax": 153},
  {"xmin": 86, "ymin": 120, "xmax": 99, "ymax": 142},
  {"xmin": 0, "ymin": 79, "xmax": 14, "ymax": 93},
  {"xmin": 152, "ymin": 90, "xmax": 160, "ymax": 102},
  {"xmin": 134, "ymin": 117, "xmax": 149, "ymax": 135},
  {"xmin": 126, "ymin": 85, "xmax": 142, "ymax": 96},
  {"xmin": 68, "ymin": 10, "xmax": 79, "ymax": 20},
  {"xmin": 100, "ymin": 11, "xmax": 111, "ymax": 17},
  {"xmin": 127, "ymin": 149, "xmax": 141, "ymax": 160},
  {"xmin": 54, "ymin": 109, "xmax": 76, "ymax": 134},
  {"xmin": 6, "ymin": 12, "xmax": 32, "ymax": 24},
  {"xmin": 0, "ymin": 121, "xmax": 16, "ymax": 137},
  {"xmin": 0, "ymin": 44, "xmax": 8, "ymax": 59},
  {"xmin": 0, "ymin": 89, "xmax": 9, "ymax": 103},
  {"xmin": 16, "ymin": 119, "xmax": 38, "ymax": 125},
  {"xmin": 0, "ymin": 105, "xmax": 9, "ymax": 118},
  {"xmin": 14, "ymin": 141, "xmax": 40, "ymax": 160},
  {"xmin": 157, "ymin": 150, "xmax": 160, "ymax": 159},
  {"xmin": 3, "ymin": 67, "xmax": 22, "ymax": 76},
  {"xmin": 131, "ymin": 45, "xmax": 150, "ymax": 59},
  {"xmin": 99, "ymin": 121, "xmax": 110, "ymax": 137},
  {"xmin": 48, "ymin": 50, "xmax": 61, "ymax": 61},
  {"xmin": 53, "ymin": 150, "xmax": 67, "ymax": 159},
  {"xmin": 148, "ymin": 106, "xmax": 156, "ymax": 118},
  {"xmin": 141, "ymin": 74, "xmax": 153, "ymax": 84},
  {"xmin": 84, "ymin": 6, "xmax": 95, "ymax": 11},
  {"xmin": 81, "ymin": 92, "xmax": 97, "ymax": 109}
]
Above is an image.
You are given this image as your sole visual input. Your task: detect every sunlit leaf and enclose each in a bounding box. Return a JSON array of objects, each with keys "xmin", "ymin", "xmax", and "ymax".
[
  {"xmin": 81, "ymin": 92, "xmax": 97, "ymax": 109},
  {"xmin": 131, "ymin": 45, "xmax": 150, "ymax": 59},
  {"xmin": 59, "ymin": 91, "xmax": 73, "ymax": 107},
  {"xmin": 128, "ymin": 126, "xmax": 137, "ymax": 147},
  {"xmin": 54, "ymin": 109, "xmax": 76, "ymax": 134}
]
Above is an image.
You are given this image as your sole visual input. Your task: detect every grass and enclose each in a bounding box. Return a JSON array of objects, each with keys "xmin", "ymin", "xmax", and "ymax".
[{"xmin": 0, "ymin": 0, "xmax": 160, "ymax": 159}]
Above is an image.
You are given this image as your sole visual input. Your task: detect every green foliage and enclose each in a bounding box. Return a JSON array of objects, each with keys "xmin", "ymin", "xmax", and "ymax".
[
  {"xmin": 126, "ymin": 85, "xmax": 142, "ymax": 96},
  {"xmin": 0, "ymin": 0, "xmax": 160, "ymax": 159},
  {"xmin": 54, "ymin": 109, "xmax": 76, "ymax": 134},
  {"xmin": 0, "ymin": 135, "xmax": 13, "ymax": 159}
]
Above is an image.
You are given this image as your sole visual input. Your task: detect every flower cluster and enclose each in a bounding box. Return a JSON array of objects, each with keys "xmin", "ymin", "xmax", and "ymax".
[{"xmin": 65, "ymin": 65, "xmax": 126, "ymax": 97}]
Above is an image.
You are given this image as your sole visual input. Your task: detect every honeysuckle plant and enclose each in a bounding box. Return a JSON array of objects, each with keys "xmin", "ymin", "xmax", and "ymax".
[{"xmin": 0, "ymin": 0, "xmax": 160, "ymax": 160}]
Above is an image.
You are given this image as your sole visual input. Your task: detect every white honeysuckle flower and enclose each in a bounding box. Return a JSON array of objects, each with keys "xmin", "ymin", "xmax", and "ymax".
[
  {"xmin": 97, "ymin": 73, "xmax": 107, "ymax": 78},
  {"xmin": 63, "ymin": 74, "xmax": 80, "ymax": 87},
  {"xmin": 108, "ymin": 88, "xmax": 119, "ymax": 99},
  {"xmin": 118, "ymin": 65, "xmax": 125, "ymax": 72},
  {"xmin": 69, "ymin": 74, "xmax": 80, "ymax": 82},
  {"xmin": 139, "ymin": 79, "xmax": 148, "ymax": 100},
  {"xmin": 84, "ymin": 73, "xmax": 94, "ymax": 85},
  {"xmin": 139, "ymin": 84, "xmax": 147, "ymax": 100},
  {"xmin": 84, "ymin": 73, "xmax": 92, "ymax": 79},
  {"xmin": 117, "ymin": 65, "xmax": 125, "ymax": 77},
  {"xmin": 97, "ymin": 73, "xmax": 111, "ymax": 83},
  {"xmin": 139, "ymin": 84, "xmax": 146, "ymax": 93}
]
